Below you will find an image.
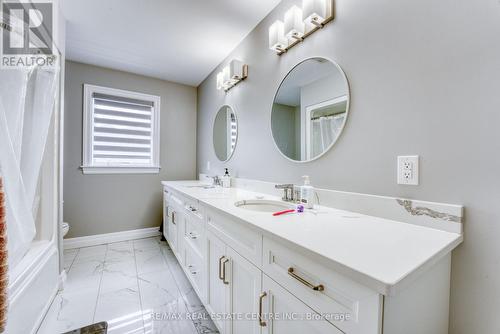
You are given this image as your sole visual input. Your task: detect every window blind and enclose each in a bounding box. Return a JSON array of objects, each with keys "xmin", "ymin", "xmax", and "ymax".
[{"xmin": 91, "ymin": 92, "xmax": 155, "ymax": 166}]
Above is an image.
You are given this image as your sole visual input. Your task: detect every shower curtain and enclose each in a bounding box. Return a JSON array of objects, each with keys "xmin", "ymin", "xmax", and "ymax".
[
  {"xmin": 311, "ymin": 114, "xmax": 346, "ymax": 158},
  {"xmin": 0, "ymin": 23, "xmax": 60, "ymax": 270},
  {"xmin": 0, "ymin": 66, "xmax": 59, "ymax": 269}
]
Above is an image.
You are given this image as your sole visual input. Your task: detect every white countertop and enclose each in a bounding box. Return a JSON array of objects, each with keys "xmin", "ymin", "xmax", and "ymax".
[{"xmin": 162, "ymin": 180, "xmax": 463, "ymax": 295}]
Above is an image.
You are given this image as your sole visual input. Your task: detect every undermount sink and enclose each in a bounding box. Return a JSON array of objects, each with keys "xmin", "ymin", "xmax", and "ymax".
[
  {"xmin": 234, "ymin": 199, "xmax": 294, "ymax": 213},
  {"xmin": 185, "ymin": 184, "xmax": 215, "ymax": 189}
]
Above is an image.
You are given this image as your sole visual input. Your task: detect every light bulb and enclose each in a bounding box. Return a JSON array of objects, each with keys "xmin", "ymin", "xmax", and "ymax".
[
  {"xmin": 268, "ymin": 20, "xmax": 287, "ymax": 51},
  {"xmin": 284, "ymin": 6, "xmax": 305, "ymax": 39},
  {"xmin": 216, "ymin": 72, "xmax": 223, "ymax": 90},
  {"xmin": 302, "ymin": 0, "xmax": 327, "ymax": 26}
]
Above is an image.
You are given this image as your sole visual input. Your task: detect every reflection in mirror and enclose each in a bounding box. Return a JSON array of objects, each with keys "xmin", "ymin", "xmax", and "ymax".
[
  {"xmin": 271, "ymin": 57, "xmax": 349, "ymax": 162},
  {"xmin": 213, "ymin": 105, "xmax": 238, "ymax": 161}
]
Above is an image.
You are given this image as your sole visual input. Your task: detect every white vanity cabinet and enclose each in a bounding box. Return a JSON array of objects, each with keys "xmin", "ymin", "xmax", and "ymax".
[
  {"xmin": 206, "ymin": 230, "xmax": 263, "ymax": 334},
  {"xmin": 166, "ymin": 192, "xmax": 185, "ymax": 262},
  {"xmin": 206, "ymin": 230, "xmax": 230, "ymax": 332},
  {"xmin": 261, "ymin": 275, "xmax": 343, "ymax": 334},
  {"xmin": 162, "ymin": 183, "xmax": 456, "ymax": 334},
  {"xmin": 164, "ymin": 189, "xmax": 208, "ymax": 300},
  {"xmin": 262, "ymin": 236, "xmax": 382, "ymax": 334},
  {"xmin": 163, "ymin": 186, "xmax": 355, "ymax": 334},
  {"xmin": 182, "ymin": 197, "xmax": 207, "ymax": 300}
]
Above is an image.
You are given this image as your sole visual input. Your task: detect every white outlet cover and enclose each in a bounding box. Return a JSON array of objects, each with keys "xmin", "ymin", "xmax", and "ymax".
[{"xmin": 398, "ymin": 155, "xmax": 419, "ymax": 185}]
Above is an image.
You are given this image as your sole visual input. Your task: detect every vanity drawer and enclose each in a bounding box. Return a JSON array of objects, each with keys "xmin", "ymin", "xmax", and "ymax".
[
  {"xmin": 183, "ymin": 240, "xmax": 206, "ymax": 301},
  {"xmin": 207, "ymin": 209, "xmax": 262, "ymax": 267},
  {"xmin": 184, "ymin": 215, "xmax": 205, "ymax": 258},
  {"xmin": 170, "ymin": 191, "xmax": 185, "ymax": 210},
  {"xmin": 262, "ymin": 237, "xmax": 382, "ymax": 334},
  {"xmin": 184, "ymin": 198, "xmax": 205, "ymax": 222}
]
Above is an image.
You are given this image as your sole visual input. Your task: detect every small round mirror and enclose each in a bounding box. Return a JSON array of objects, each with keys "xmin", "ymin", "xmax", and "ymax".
[
  {"xmin": 271, "ymin": 57, "xmax": 349, "ymax": 162},
  {"xmin": 213, "ymin": 105, "xmax": 238, "ymax": 161}
]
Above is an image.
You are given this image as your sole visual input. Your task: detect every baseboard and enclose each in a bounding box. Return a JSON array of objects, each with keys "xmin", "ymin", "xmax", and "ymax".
[{"xmin": 63, "ymin": 227, "xmax": 161, "ymax": 249}]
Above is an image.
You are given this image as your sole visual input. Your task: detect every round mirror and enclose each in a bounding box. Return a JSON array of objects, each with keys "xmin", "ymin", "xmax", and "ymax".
[
  {"xmin": 213, "ymin": 105, "xmax": 238, "ymax": 161},
  {"xmin": 271, "ymin": 57, "xmax": 349, "ymax": 162}
]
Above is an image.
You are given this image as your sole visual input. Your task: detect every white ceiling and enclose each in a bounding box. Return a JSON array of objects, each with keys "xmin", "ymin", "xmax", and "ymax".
[
  {"xmin": 61, "ymin": 0, "xmax": 281, "ymax": 86},
  {"xmin": 275, "ymin": 59, "xmax": 339, "ymax": 106}
]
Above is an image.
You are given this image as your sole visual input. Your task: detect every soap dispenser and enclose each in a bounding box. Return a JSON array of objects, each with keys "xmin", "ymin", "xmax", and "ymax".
[
  {"xmin": 222, "ymin": 168, "xmax": 231, "ymax": 188},
  {"xmin": 300, "ymin": 175, "xmax": 315, "ymax": 209}
]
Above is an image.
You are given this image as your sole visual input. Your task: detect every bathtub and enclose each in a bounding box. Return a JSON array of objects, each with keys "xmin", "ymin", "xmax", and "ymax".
[{"xmin": 6, "ymin": 239, "xmax": 60, "ymax": 333}]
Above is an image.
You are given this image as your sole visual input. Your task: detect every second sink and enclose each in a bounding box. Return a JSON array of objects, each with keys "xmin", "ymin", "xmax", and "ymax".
[{"xmin": 234, "ymin": 199, "xmax": 294, "ymax": 213}]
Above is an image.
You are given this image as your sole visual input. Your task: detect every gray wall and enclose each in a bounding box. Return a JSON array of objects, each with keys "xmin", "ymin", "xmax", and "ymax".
[
  {"xmin": 196, "ymin": 0, "xmax": 500, "ymax": 333},
  {"xmin": 65, "ymin": 61, "xmax": 197, "ymax": 238}
]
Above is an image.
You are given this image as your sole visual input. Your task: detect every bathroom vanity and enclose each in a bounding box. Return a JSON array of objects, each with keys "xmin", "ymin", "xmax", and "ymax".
[{"xmin": 161, "ymin": 179, "xmax": 463, "ymax": 334}]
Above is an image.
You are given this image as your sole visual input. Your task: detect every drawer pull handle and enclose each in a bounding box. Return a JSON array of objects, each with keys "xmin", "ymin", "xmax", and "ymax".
[
  {"xmin": 288, "ymin": 267, "xmax": 324, "ymax": 291},
  {"xmin": 188, "ymin": 232, "xmax": 198, "ymax": 239},
  {"xmin": 219, "ymin": 256, "xmax": 230, "ymax": 284},
  {"xmin": 258, "ymin": 292, "xmax": 267, "ymax": 327},
  {"xmin": 221, "ymin": 257, "xmax": 229, "ymax": 285},
  {"xmin": 218, "ymin": 256, "xmax": 225, "ymax": 281}
]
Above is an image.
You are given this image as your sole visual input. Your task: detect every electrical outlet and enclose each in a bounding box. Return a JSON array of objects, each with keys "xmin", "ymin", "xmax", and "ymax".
[{"xmin": 398, "ymin": 155, "xmax": 419, "ymax": 185}]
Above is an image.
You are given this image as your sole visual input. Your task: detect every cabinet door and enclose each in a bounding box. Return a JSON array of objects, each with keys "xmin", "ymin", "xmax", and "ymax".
[
  {"xmin": 227, "ymin": 247, "xmax": 262, "ymax": 334},
  {"xmin": 163, "ymin": 189, "xmax": 170, "ymax": 240},
  {"xmin": 175, "ymin": 208, "xmax": 185, "ymax": 265},
  {"xmin": 261, "ymin": 275, "xmax": 343, "ymax": 334},
  {"xmin": 206, "ymin": 231, "xmax": 230, "ymax": 334},
  {"xmin": 169, "ymin": 207, "xmax": 184, "ymax": 263},
  {"xmin": 167, "ymin": 208, "xmax": 177, "ymax": 252},
  {"xmin": 164, "ymin": 206, "xmax": 172, "ymax": 242}
]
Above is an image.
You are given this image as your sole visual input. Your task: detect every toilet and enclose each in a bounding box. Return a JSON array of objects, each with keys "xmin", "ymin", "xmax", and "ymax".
[{"xmin": 62, "ymin": 222, "xmax": 69, "ymax": 237}]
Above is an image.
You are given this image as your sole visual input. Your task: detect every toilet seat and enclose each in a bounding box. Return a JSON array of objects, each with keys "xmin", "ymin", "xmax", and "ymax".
[{"xmin": 62, "ymin": 222, "xmax": 69, "ymax": 237}]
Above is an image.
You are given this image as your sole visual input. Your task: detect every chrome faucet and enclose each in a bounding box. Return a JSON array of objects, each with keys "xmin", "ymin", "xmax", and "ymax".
[
  {"xmin": 275, "ymin": 184, "xmax": 296, "ymax": 202},
  {"xmin": 211, "ymin": 175, "xmax": 221, "ymax": 186}
]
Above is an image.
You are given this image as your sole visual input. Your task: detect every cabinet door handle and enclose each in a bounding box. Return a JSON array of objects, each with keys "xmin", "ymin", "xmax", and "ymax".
[
  {"xmin": 221, "ymin": 258, "xmax": 229, "ymax": 285},
  {"xmin": 188, "ymin": 232, "xmax": 198, "ymax": 239},
  {"xmin": 258, "ymin": 292, "xmax": 267, "ymax": 327},
  {"xmin": 287, "ymin": 267, "xmax": 324, "ymax": 291},
  {"xmin": 186, "ymin": 205, "xmax": 197, "ymax": 212},
  {"xmin": 188, "ymin": 265, "xmax": 197, "ymax": 275},
  {"xmin": 172, "ymin": 211, "xmax": 176, "ymax": 225},
  {"xmin": 218, "ymin": 256, "xmax": 225, "ymax": 281}
]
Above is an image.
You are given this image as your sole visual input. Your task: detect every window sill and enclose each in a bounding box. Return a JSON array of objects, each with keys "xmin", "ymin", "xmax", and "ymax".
[{"xmin": 81, "ymin": 166, "xmax": 161, "ymax": 175}]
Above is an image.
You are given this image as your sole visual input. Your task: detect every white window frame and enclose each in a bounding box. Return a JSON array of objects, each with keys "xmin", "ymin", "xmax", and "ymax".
[{"xmin": 82, "ymin": 84, "xmax": 161, "ymax": 174}]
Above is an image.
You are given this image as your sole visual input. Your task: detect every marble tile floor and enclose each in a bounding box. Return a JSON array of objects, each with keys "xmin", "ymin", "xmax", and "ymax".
[{"xmin": 37, "ymin": 236, "xmax": 219, "ymax": 334}]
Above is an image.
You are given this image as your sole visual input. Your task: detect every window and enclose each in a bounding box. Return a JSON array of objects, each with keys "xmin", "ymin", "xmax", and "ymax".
[{"xmin": 82, "ymin": 84, "xmax": 161, "ymax": 174}]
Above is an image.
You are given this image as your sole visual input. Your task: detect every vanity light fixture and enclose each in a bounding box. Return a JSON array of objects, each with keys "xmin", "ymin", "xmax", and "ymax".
[
  {"xmin": 216, "ymin": 72, "xmax": 224, "ymax": 90},
  {"xmin": 216, "ymin": 59, "xmax": 248, "ymax": 92},
  {"xmin": 284, "ymin": 6, "xmax": 305, "ymax": 40},
  {"xmin": 269, "ymin": 20, "xmax": 288, "ymax": 53},
  {"xmin": 303, "ymin": 0, "xmax": 328, "ymax": 26},
  {"xmin": 269, "ymin": 0, "xmax": 334, "ymax": 55}
]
